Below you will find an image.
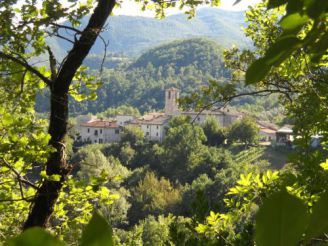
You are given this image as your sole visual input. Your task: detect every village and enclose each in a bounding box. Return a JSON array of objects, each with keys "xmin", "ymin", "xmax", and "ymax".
[{"xmin": 75, "ymin": 88, "xmax": 294, "ymax": 146}]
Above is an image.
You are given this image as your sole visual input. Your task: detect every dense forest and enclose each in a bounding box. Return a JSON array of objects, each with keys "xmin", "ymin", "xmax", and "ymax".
[{"xmin": 0, "ymin": 0, "xmax": 327, "ymax": 245}]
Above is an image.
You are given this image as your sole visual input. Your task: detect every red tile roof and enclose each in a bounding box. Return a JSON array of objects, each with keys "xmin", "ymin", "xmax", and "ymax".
[{"xmin": 80, "ymin": 120, "xmax": 119, "ymax": 128}]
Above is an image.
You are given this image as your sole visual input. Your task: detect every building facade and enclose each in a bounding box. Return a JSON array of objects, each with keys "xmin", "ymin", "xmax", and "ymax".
[
  {"xmin": 130, "ymin": 113, "xmax": 170, "ymax": 142},
  {"xmin": 79, "ymin": 120, "xmax": 122, "ymax": 144}
]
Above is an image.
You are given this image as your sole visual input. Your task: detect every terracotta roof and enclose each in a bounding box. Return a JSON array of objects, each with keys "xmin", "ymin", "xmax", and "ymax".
[
  {"xmin": 139, "ymin": 112, "xmax": 165, "ymax": 121},
  {"xmin": 130, "ymin": 114, "xmax": 171, "ymax": 125},
  {"xmin": 80, "ymin": 120, "xmax": 119, "ymax": 128},
  {"xmin": 257, "ymin": 121, "xmax": 279, "ymax": 131},
  {"xmin": 141, "ymin": 115, "xmax": 171, "ymax": 125}
]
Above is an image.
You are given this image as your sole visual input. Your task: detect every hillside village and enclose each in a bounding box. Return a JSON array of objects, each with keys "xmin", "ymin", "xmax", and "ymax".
[{"xmin": 76, "ymin": 88, "xmax": 294, "ymax": 145}]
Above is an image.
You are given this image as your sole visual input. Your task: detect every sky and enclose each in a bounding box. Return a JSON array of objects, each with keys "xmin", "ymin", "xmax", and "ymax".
[{"xmin": 113, "ymin": 0, "xmax": 262, "ymax": 17}]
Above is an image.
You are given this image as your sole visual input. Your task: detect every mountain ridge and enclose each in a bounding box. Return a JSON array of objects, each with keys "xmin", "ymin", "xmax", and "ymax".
[{"xmin": 49, "ymin": 8, "xmax": 249, "ymax": 58}]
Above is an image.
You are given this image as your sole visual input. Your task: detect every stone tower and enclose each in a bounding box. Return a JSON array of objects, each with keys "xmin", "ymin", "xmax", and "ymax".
[{"xmin": 165, "ymin": 88, "xmax": 180, "ymax": 115}]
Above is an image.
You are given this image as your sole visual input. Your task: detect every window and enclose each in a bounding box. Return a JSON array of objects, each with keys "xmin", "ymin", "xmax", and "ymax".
[
  {"xmin": 156, "ymin": 126, "xmax": 159, "ymax": 129},
  {"xmin": 146, "ymin": 132, "xmax": 150, "ymax": 136},
  {"xmin": 115, "ymin": 129, "xmax": 119, "ymax": 134},
  {"xmin": 94, "ymin": 139, "xmax": 97, "ymax": 143},
  {"xmin": 100, "ymin": 129, "xmax": 102, "ymax": 134},
  {"xmin": 147, "ymin": 125, "xmax": 149, "ymax": 129},
  {"xmin": 197, "ymin": 117, "xmax": 200, "ymax": 121},
  {"xmin": 99, "ymin": 138, "xmax": 103, "ymax": 143},
  {"xmin": 168, "ymin": 91, "xmax": 171, "ymax": 99},
  {"xmin": 94, "ymin": 130, "xmax": 98, "ymax": 136},
  {"xmin": 87, "ymin": 128, "xmax": 90, "ymax": 133},
  {"xmin": 156, "ymin": 132, "xmax": 158, "ymax": 136}
]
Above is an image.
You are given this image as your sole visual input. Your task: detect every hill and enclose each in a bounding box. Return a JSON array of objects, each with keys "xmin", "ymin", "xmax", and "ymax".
[
  {"xmin": 130, "ymin": 38, "xmax": 227, "ymax": 76},
  {"xmin": 36, "ymin": 38, "xmax": 228, "ymax": 113},
  {"xmin": 49, "ymin": 8, "xmax": 249, "ymax": 58}
]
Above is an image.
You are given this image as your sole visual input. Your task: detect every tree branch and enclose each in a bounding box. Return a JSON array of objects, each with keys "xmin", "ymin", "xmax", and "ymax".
[
  {"xmin": 0, "ymin": 52, "xmax": 51, "ymax": 86},
  {"xmin": 1, "ymin": 158, "xmax": 39, "ymax": 190},
  {"xmin": 49, "ymin": 23, "xmax": 83, "ymax": 34}
]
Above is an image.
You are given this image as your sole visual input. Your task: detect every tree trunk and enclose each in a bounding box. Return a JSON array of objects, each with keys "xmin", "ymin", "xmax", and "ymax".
[
  {"xmin": 23, "ymin": 0, "xmax": 116, "ymax": 229},
  {"xmin": 23, "ymin": 92, "xmax": 70, "ymax": 228}
]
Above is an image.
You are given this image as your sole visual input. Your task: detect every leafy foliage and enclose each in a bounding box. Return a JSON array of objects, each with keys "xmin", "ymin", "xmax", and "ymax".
[
  {"xmin": 8, "ymin": 213, "xmax": 113, "ymax": 246},
  {"xmin": 246, "ymin": 0, "xmax": 328, "ymax": 84},
  {"xmin": 227, "ymin": 117, "xmax": 259, "ymax": 146}
]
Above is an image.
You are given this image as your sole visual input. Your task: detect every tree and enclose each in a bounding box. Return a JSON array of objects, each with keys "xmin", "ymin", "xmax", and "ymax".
[
  {"xmin": 202, "ymin": 116, "xmax": 226, "ymax": 146},
  {"xmin": 246, "ymin": 0, "xmax": 328, "ymax": 84},
  {"xmin": 161, "ymin": 121, "xmax": 208, "ymax": 182},
  {"xmin": 129, "ymin": 172, "xmax": 182, "ymax": 223},
  {"xmin": 227, "ymin": 117, "xmax": 259, "ymax": 146},
  {"xmin": 120, "ymin": 125, "xmax": 145, "ymax": 148}
]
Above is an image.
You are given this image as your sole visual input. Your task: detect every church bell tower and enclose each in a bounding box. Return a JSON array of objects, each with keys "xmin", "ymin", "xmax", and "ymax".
[{"xmin": 165, "ymin": 88, "xmax": 180, "ymax": 115}]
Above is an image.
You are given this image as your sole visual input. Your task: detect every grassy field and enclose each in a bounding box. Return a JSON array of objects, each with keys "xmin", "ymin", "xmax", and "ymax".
[{"xmin": 229, "ymin": 144, "xmax": 292, "ymax": 169}]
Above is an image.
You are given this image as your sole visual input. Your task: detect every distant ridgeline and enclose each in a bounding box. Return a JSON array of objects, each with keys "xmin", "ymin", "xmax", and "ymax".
[
  {"xmin": 36, "ymin": 38, "xmax": 231, "ymax": 114},
  {"xmin": 46, "ymin": 8, "xmax": 249, "ymax": 59}
]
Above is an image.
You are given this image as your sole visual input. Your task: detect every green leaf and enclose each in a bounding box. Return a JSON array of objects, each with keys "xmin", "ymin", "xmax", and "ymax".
[
  {"xmin": 265, "ymin": 36, "xmax": 301, "ymax": 65},
  {"xmin": 305, "ymin": 193, "xmax": 328, "ymax": 240},
  {"xmin": 245, "ymin": 58, "xmax": 271, "ymax": 84},
  {"xmin": 49, "ymin": 174, "xmax": 61, "ymax": 182},
  {"xmin": 320, "ymin": 159, "xmax": 328, "ymax": 170},
  {"xmin": 80, "ymin": 213, "xmax": 113, "ymax": 246},
  {"xmin": 7, "ymin": 228, "xmax": 65, "ymax": 246},
  {"xmin": 255, "ymin": 190, "xmax": 309, "ymax": 246},
  {"xmin": 280, "ymin": 13, "xmax": 309, "ymax": 31},
  {"xmin": 2, "ymin": 113, "xmax": 14, "ymax": 126}
]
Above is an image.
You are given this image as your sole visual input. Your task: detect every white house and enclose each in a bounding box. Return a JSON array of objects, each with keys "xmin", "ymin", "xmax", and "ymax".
[
  {"xmin": 130, "ymin": 113, "xmax": 170, "ymax": 142},
  {"xmin": 79, "ymin": 119, "xmax": 122, "ymax": 144}
]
